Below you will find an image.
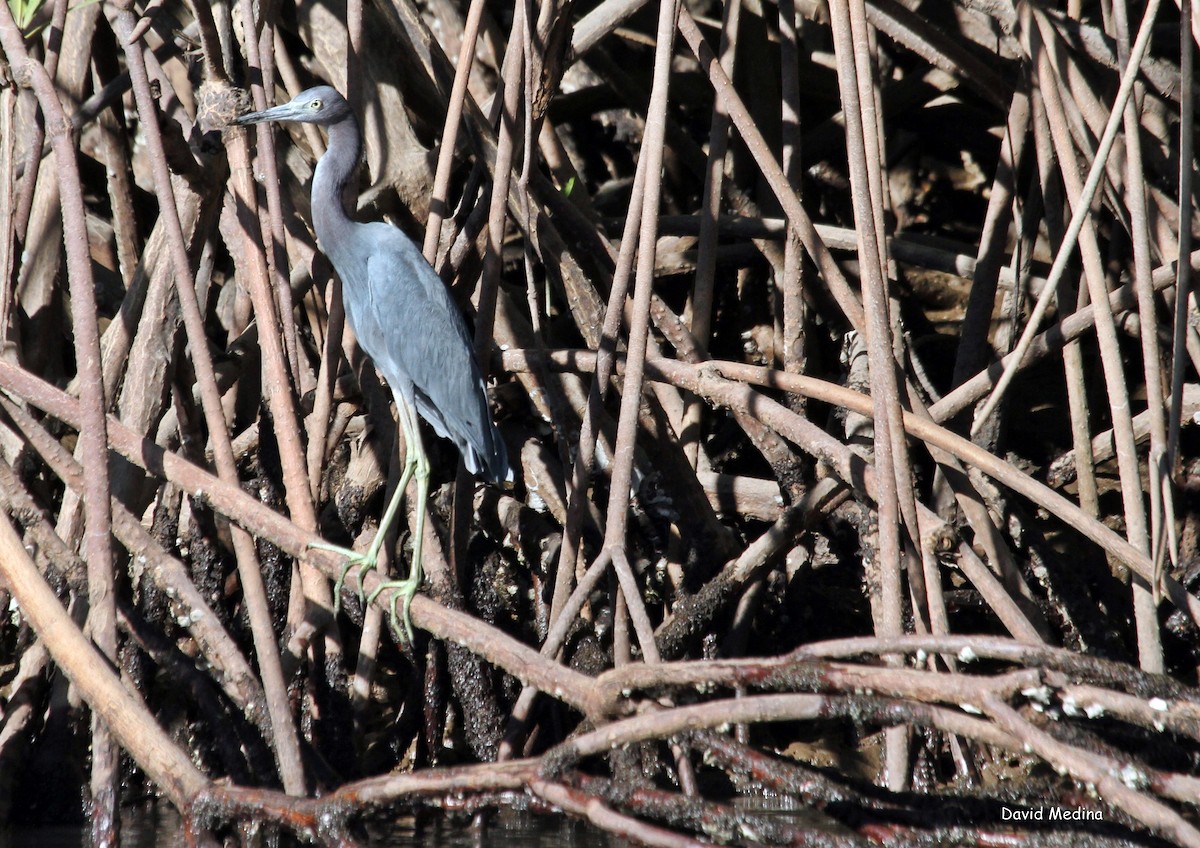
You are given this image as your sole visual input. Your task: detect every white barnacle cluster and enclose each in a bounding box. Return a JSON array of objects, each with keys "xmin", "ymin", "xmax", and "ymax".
[
  {"xmin": 1021, "ymin": 685, "xmax": 1053, "ymax": 705},
  {"xmin": 1117, "ymin": 764, "xmax": 1149, "ymax": 790}
]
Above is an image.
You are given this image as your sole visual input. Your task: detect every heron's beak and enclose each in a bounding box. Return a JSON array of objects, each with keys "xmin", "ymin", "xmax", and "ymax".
[{"xmin": 233, "ymin": 103, "xmax": 303, "ymax": 126}]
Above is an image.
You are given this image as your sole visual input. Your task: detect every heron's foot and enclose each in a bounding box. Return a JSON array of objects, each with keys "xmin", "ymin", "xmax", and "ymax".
[
  {"xmin": 310, "ymin": 540, "xmax": 379, "ymax": 614},
  {"xmin": 366, "ymin": 576, "xmax": 421, "ymax": 644}
]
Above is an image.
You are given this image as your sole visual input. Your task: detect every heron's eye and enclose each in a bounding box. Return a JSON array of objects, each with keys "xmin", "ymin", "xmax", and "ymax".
[{"xmin": 310, "ymin": 99, "xmax": 322, "ymax": 110}]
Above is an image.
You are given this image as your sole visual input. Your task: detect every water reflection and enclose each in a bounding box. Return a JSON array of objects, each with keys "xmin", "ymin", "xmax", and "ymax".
[
  {"xmin": 5, "ymin": 804, "xmax": 183, "ymax": 848},
  {"xmin": 375, "ymin": 810, "xmax": 623, "ymax": 847},
  {"xmin": 2, "ymin": 805, "xmax": 628, "ymax": 847}
]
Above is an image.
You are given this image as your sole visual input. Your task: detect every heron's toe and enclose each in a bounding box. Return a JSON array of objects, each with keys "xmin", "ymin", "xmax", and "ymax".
[
  {"xmin": 367, "ymin": 577, "xmax": 421, "ymax": 644},
  {"xmin": 310, "ymin": 540, "xmax": 378, "ymax": 612}
]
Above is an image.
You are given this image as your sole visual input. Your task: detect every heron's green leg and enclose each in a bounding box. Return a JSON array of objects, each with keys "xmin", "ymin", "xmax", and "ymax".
[
  {"xmin": 315, "ymin": 453, "xmax": 416, "ymax": 612},
  {"xmin": 366, "ymin": 397, "xmax": 430, "ymax": 642},
  {"xmin": 313, "ymin": 400, "xmax": 417, "ymax": 613}
]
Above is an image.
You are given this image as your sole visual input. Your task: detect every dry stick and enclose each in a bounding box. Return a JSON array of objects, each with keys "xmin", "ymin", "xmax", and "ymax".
[
  {"xmin": 592, "ymin": 654, "xmax": 1041, "ymax": 704},
  {"xmin": 950, "ymin": 91, "xmax": 1030, "ymax": 390},
  {"xmin": 516, "ymin": 0, "xmax": 545, "ymax": 337},
  {"xmin": 0, "ymin": 359, "xmax": 603, "ymax": 717},
  {"xmin": 1113, "ymin": 0, "xmax": 1171, "ymax": 595},
  {"xmin": 454, "ymin": 3, "xmax": 532, "ymax": 637},
  {"xmin": 932, "ymin": 251, "xmax": 1196, "ymax": 423},
  {"xmin": 982, "ymin": 696, "xmax": 1200, "ymax": 847},
  {"xmin": 848, "ymin": 1, "xmax": 890, "ymax": 283},
  {"xmin": 1060, "ymin": 681, "xmax": 1200, "ymax": 744},
  {"xmin": 0, "ymin": 639, "xmax": 47, "ymax": 771},
  {"xmin": 7, "ymin": 16, "xmax": 187, "ymax": 170},
  {"xmin": 971, "ymin": 0, "xmax": 1163, "ymax": 434},
  {"xmin": 299, "ymin": 45, "xmax": 337, "ymax": 506},
  {"xmin": 921, "ymin": 93, "xmax": 1036, "ymax": 620},
  {"xmin": 1030, "ymin": 93, "xmax": 1104, "ymax": 527},
  {"xmin": 510, "ymin": 0, "xmax": 571, "ymax": 596},
  {"xmin": 1167, "ymin": 0, "xmax": 1195, "ymax": 566},
  {"xmin": 1052, "ymin": 395, "xmax": 1200, "ymax": 487},
  {"xmin": 803, "ymin": 638, "xmax": 1200, "ymax": 751},
  {"xmin": 571, "ymin": 0, "xmax": 651, "ymax": 57},
  {"xmin": 241, "ymin": 0, "xmax": 302, "ymax": 391},
  {"xmin": 778, "ymin": 0, "xmax": 805, "ymax": 381},
  {"xmin": 1031, "ymin": 14, "xmax": 1126, "ymax": 192},
  {"xmin": 829, "ymin": 0, "xmax": 910, "ymax": 790},
  {"xmin": 528, "ymin": 781, "xmax": 706, "ymax": 848},
  {"xmin": 496, "ymin": 552, "xmax": 614, "ymax": 752},
  {"xmin": 552, "ymin": 692, "xmax": 1019, "ymax": 765},
  {"xmin": 798, "ymin": 634, "xmax": 1200, "ymax": 696},
  {"xmin": 802, "ymin": 636, "xmax": 1200, "ymax": 727},
  {"xmin": 596, "ymin": 662, "xmax": 1048, "ymax": 719},
  {"xmin": 390, "ymin": 0, "xmax": 708, "ymax": 531},
  {"xmin": 677, "ymin": 6, "xmax": 865, "ymax": 332},
  {"xmin": 109, "ymin": 6, "xmax": 306, "ymax": 795},
  {"xmin": 669, "ymin": 359, "xmax": 1200, "ymax": 628},
  {"xmin": 597, "ymin": 657, "xmax": 1200, "ymax": 789},
  {"xmin": 92, "ymin": 56, "xmax": 141, "ymax": 291},
  {"xmin": 600, "ymin": 0, "xmax": 679, "ymax": 660},
  {"xmin": 0, "ymin": 65, "xmax": 16, "ymax": 352},
  {"xmin": 12, "ymin": 0, "xmax": 99, "ymax": 322},
  {"xmin": 306, "ymin": 283, "xmax": 344, "ymax": 505},
  {"xmin": 683, "ymin": 0, "xmax": 743, "ymax": 468},
  {"xmin": 203, "ymin": 760, "xmax": 540, "ymax": 834},
  {"xmin": 452, "ymin": 0, "xmax": 523, "ymax": 625},
  {"xmin": 10, "ymin": 81, "xmax": 37, "ymax": 243},
  {"xmin": 543, "ymin": 124, "xmax": 651, "ymax": 629},
  {"xmin": 595, "ymin": 0, "xmax": 702, "ymax": 795},
  {"xmin": 558, "ymin": 684, "xmax": 1200, "ymax": 842},
  {"xmin": 227, "ymin": 99, "xmax": 336, "ymax": 663},
  {"xmin": 10, "ymin": 0, "xmax": 67, "ymax": 242},
  {"xmin": 510, "ymin": 349, "xmax": 1200, "ymax": 630},
  {"xmin": 648, "ymin": 214, "xmax": 1053, "ymax": 288},
  {"xmin": 1064, "ymin": 49, "xmax": 1186, "ymax": 255},
  {"xmin": 653, "ymin": 478, "xmax": 845, "ymax": 647},
  {"xmin": 0, "ymin": 510, "xmax": 209, "ymax": 808},
  {"xmin": 477, "ymin": 0, "xmax": 526, "ymax": 359},
  {"xmin": 0, "ymin": 5, "xmax": 120, "ymax": 838},
  {"xmin": 273, "ymin": 30, "xmax": 326, "ymax": 156},
  {"xmin": 496, "ymin": 86, "xmax": 659, "ymax": 761},
  {"xmin": 514, "ymin": 348, "xmax": 1045, "ymax": 643},
  {"xmin": 10, "ymin": 507, "xmax": 261, "ymax": 788},
  {"xmin": 345, "ymin": 0, "xmax": 363, "ymax": 111},
  {"xmin": 291, "ymin": 16, "xmax": 336, "ymax": 498},
  {"xmin": 1028, "ymin": 89, "xmax": 1107, "ymax": 644},
  {"xmin": 421, "ymin": 0, "xmax": 487, "ymax": 261},
  {"xmin": 0, "ymin": 396, "xmax": 270, "ymax": 729},
  {"xmin": 1029, "ymin": 10, "xmax": 1161, "ymax": 672},
  {"xmin": 851, "ymin": 12, "xmax": 947, "ymax": 634}
]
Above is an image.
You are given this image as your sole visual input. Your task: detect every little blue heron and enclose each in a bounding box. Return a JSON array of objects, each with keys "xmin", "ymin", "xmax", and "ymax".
[{"xmin": 234, "ymin": 85, "xmax": 511, "ymax": 639}]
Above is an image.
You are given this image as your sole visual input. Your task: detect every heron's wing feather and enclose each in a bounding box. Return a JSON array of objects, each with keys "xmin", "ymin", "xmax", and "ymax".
[{"xmin": 348, "ymin": 225, "xmax": 508, "ymax": 481}]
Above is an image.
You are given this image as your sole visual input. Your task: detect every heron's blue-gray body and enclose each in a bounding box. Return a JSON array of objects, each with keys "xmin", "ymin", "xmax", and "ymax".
[
  {"xmin": 234, "ymin": 85, "xmax": 509, "ymax": 637},
  {"xmin": 311, "ymin": 115, "xmax": 507, "ymax": 481}
]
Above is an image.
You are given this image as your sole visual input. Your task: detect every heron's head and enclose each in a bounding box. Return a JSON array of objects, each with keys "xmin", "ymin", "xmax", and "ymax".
[{"xmin": 233, "ymin": 85, "xmax": 352, "ymax": 127}]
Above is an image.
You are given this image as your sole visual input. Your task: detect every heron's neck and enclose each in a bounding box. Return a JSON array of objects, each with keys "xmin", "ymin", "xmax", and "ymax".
[{"xmin": 312, "ymin": 117, "xmax": 362, "ymax": 245}]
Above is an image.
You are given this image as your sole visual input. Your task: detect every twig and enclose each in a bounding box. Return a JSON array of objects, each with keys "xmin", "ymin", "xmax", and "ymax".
[
  {"xmin": 971, "ymin": 0, "xmax": 1164, "ymax": 434},
  {"xmin": 112, "ymin": 3, "xmax": 307, "ymax": 794}
]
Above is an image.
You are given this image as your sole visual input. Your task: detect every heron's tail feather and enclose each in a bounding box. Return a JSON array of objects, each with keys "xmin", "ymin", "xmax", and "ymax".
[
  {"xmin": 463, "ymin": 426, "xmax": 512, "ymax": 485},
  {"xmin": 411, "ymin": 384, "xmax": 511, "ymax": 485}
]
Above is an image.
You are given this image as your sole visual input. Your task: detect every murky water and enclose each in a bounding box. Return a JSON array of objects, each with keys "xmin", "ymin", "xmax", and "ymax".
[{"xmin": 1, "ymin": 805, "xmax": 627, "ymax": 847}]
